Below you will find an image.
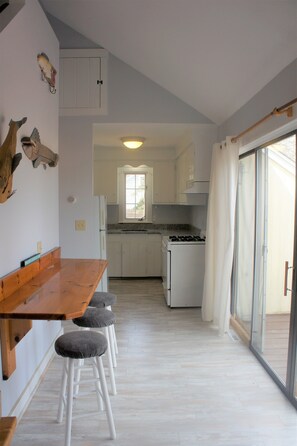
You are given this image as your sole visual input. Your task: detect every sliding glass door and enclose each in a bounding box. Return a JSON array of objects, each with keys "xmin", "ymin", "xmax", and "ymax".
[{"xmin": 232, "ymin": 131, "xmax": 297, "ymax": 407}]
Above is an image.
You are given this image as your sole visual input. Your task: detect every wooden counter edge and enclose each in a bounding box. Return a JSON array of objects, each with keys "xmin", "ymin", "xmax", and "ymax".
[
  {"xmin": 0, "ymin": 417, "xmax": 17, "ymax": 446},
  {"xmin": 0, "ymin": 248, "xmax": 61, "ymax": 380}
]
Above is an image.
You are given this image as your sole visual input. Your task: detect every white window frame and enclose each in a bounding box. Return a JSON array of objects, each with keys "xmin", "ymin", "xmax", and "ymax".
[{"xmin": 118, "ymin": 165, "xmax": 153, "ymax": 223}]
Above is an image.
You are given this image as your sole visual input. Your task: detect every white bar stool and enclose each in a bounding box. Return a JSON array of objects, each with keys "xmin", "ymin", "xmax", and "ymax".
[
  {"xmin": 55, "ymin": 330, "xmax": 116, "ymax": 446},
  {"xmin": 72, "ymin": 307, "xmax": 117, "ymax": 395},
  {"xmin": 88, "ymin": 291, "xmax": 119, "ymax": 363}
]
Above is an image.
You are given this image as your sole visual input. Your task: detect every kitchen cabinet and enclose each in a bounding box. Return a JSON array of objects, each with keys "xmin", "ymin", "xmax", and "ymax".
[
  {"xmin": 175, "ymin": 146, "xmax": 194, "ymax": 204},
  {"xmin": 153, "ymin": 161, "xmax": 175, "ymax": 204},
  {"xmin": 146, "ymin": 235, "xmax": 162, "ymax": 276},
  {"xmin": 107, "ymin": 233, "xmax": 161, "ymax": 277},
  {"xmin": 184, "ymin": 125, "xmax": 218, "ymax": 193},
  {"xmin": 59, "ymin": 49, "xmax": 108, "ymax": 115},
  {"xmin": 107, "ymin": 234, "xmax": 122, "ymax": 277},
  {"xmin": 94, "ymin": 160, "xmax": 118, "ymax": 204},
  {"xmin": 122, "ymin": 235, "xmax": 147, "ymax": 277}
]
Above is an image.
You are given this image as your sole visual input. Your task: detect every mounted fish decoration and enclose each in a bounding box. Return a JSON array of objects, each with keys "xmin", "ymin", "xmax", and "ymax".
[
  {"xmin": 0, "ymin": 117, "xmax": 27, "ymax": 203},
  {"xmin": 21, "ymin": 128, "xmax": 59, "ymax": 170},
  {"xmin": 37, "ymin": 52, "xmax": 57, "ymax": 94}
]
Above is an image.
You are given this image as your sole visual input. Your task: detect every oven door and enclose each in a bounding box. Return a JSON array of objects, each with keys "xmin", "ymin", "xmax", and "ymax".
[{"xmin": 161, "ymin": 241, "xmax": 171, "ymax": 306}]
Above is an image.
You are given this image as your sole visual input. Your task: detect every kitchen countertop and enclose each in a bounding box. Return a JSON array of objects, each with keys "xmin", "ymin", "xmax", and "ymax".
[{"xmin": 107, "ymin": 224, "xmax": 201, "ymax": 236}]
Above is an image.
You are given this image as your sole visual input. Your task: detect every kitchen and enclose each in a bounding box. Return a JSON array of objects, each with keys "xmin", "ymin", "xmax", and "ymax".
[
  {"xmin": 92, "ymin": 122, "xmax": 216, "ymax": 307},
  {"xmin": 0, "ymin": 0, "xmax": 297, "ymax": 443}
]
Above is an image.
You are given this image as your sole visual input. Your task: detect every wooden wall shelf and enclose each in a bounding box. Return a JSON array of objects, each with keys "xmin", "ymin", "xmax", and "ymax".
[{"xmin": 0, "ymin": 248, "xmax": 107, "ymax": 379}]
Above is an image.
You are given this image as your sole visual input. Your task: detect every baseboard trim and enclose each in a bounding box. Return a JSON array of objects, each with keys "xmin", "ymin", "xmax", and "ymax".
[{"xmin": 229, "ymin": 316, "xmax": 250, "ymax": 346}]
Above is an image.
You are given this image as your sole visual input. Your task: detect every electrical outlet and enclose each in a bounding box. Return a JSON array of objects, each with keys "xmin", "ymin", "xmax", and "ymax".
[
  {"xmin": 75, "ymin": 220, "xmax": 86, "ymax": 231},
  {"xmin": 37, "ymin": 241, "xmax": 42, "ymax": 253}
]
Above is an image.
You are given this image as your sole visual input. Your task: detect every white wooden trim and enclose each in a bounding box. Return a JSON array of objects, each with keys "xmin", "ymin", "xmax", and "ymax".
[
  {"xmin": 239, "ymin": 118, "xmax": 297, "ymax": 155},
  {"xmin": 60, "ymin": 49, "xmax": 108, "ymax": 58}
]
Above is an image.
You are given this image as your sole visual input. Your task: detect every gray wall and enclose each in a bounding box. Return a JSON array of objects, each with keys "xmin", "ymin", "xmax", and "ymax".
[
  {"xmin": 48, "ymin": 14, "xmax": 213, "ymax": 125},
  {"xmin": 219, "ymin": 59, "xmax": 297, "ymax": 140},
  {"xmin": 0, "ymin": 0, "xmax": 60, "ymax": 417}
]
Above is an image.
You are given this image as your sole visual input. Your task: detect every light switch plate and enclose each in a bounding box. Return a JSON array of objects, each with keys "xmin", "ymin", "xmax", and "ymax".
[{"xmin": 75, "ymin": 220, "xmax": 86, "ymax": 231}]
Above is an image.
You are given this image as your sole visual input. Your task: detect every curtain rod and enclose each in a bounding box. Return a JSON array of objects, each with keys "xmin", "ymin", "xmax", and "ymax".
[{"xmin": 231, "ymin": 97, "xmax": 297, "ymax": 143}]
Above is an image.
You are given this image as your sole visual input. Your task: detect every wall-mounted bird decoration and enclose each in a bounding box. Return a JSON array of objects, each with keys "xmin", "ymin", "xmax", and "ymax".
[
  {"xmin": 21, "ymin": 128, "xmax": 58, "ymax": 169},
  {"xmin": 0, "ymin": 117, "xmax": 27, "ymax": 203},
  {"xmin": 37, "ymin": 52, "xmax": 57, "ymax": 94}
]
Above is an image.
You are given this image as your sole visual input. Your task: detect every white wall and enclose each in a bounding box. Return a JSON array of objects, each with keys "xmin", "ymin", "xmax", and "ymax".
[
  {"xmin": 219, "ymin": 59, "xmax": 297, "ymax": 142},
  {"xmin": 53, "ymin": 16, "xmax": 215, "ymax": 257},
  {"xmin": 0, "ymin": 0, "xmax": 60, "ymax": 416}
]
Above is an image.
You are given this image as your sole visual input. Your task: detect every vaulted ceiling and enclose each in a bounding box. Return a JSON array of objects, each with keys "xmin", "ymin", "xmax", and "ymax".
[{"xmin": 40, "ymin": 0, "xmax": 297, "ymax": 125}]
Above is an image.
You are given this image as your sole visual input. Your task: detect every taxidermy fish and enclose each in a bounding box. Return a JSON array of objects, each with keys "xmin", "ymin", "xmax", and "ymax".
[
  {"xmin": 37, "ymin": 52, "xmax": 57, "ymax": 94},
  {"xmin": 0, "ymin": 117, "xmax": 27, "ymax": 203},
  {"xmin": 21, "ymin": 128, "xmax": 58, "ymax": 169}
]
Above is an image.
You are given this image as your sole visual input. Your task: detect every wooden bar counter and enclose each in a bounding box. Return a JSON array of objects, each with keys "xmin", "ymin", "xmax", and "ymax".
[
  {"xmin": 0, "ymin": 258, "xmax": 107, "ymax": 320},
  {"xmin": 0, "ymin": 248, "xmax": 107, "ymax": 380}
]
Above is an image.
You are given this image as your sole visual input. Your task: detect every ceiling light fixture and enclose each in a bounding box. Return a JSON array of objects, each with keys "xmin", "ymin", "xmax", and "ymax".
[{"xmin": 121, "ymin": 137, "xmax": 145, "ymax": 150}]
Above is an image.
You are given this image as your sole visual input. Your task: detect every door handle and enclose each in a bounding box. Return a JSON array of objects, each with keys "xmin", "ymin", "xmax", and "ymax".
[{"xmin": 284, "ymin": 261, "xmax": 293, "ymax": 296}]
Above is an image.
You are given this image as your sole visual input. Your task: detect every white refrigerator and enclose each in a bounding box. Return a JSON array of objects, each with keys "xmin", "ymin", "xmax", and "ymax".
[{"xmin": 93, "ymin": 195, "xmax": 108, "ymax": 292}]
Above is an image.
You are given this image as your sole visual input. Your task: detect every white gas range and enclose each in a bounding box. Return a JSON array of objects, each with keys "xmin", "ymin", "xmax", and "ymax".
[{"xmin": 162, "ymin": 234, "xmax": 206, "ymax": 307}]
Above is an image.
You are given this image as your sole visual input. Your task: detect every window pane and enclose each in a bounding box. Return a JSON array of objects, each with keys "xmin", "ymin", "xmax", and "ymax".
[
  {"xmin": 136, "ymin": 174, "xmax": 145, "ymax": 188},
  {"xmin": 126, "ymin": 190, "xmax": 136, "ymax": 204},
  {"xmin": 126, "ymin": 204, "xmax": 136, "ymax": 219},
  {"xmin": 126, "ymin": 174, "xmax": 135, "ymax": 189},
  {"xmin": 136, "ymin": 190, "xmax": 145, "ymax": 204},
  {"xmin": 125, "ymin": 173, "xmax": 146, "ymax": 220}
]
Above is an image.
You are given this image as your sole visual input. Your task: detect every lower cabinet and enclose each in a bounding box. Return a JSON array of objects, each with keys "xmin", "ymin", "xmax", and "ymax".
[
  {"xmin": 107, "ymin": 234, "xmax": 161, "ymax": 277},
  {"xmin": 106, "ymin": 234, "xmax": 122, "ymax": 277}
]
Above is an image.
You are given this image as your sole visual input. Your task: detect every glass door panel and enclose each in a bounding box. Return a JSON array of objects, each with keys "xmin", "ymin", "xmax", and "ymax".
[{"xmin": 252, "ymin": 135, "xmax": 296, "ymax": 384}]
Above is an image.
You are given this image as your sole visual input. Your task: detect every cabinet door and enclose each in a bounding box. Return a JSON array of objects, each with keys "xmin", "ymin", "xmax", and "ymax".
[
  {"xmin": 107, "ymin": 235, "xmax": 122, "ymax": 277},
  {"xmin": 94, "ymin": 160, "xmax": 117, "ymax": 204},
  {"xmin": 122, "ymin": 235, "xmax": 147, "ymax": 277},
  {"xmin": 175, "ymin": 152, "xmax": 187, "ymax": 203},
  {"xmin": 146, "ymin": 235, "xmax": 162, "ymax": 276},
  {"xmin": 153, "ymin": 161, "xmax": 175, "ymax": 204},
  {"xmin": 60, "ymin": 49, "xmax": 107, "ymax": 115}
]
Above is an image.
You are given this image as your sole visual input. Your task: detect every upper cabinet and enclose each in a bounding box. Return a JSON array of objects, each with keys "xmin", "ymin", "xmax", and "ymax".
[
  {"xmin": 176, "ymin": 124, "xmax": 218, "ymax": 197},
  {"xmin": 59, "ymin": 49, "xmax": 108, "ymax": 116}
]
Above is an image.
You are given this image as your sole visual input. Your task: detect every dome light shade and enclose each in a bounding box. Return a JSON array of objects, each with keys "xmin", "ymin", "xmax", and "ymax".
[{"xmin": 121, "ymin": 137, "xmax": 145, "ymax": 149}]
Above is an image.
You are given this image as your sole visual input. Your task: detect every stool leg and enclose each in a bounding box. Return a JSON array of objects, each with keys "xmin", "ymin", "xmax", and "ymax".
[
  {"xmin": 103, "ymin": 327, "xmax": 117, "ymax": 396},
  {"xmin": 108, "ymin": 325, "xmax": 117, "ymax": 368},
  {"xmin": 112, "ymin": 324, "xmax": 119, "ymax": 355},
  {"xmin": 57, "ymin": 359, "xmax": 68, "ymax": 423},
  {"xmin": 91, "ymin": 358, "xmax": 104, "ymax": 411},
  {"xmin": 96, "ymin": 356, "xmax": 116, "ymax": 440},
  {"xmin": 65, "ymin": 358, "xmax": 75, "ymax": 446},
  {"xmin": 74, "ymin": 358, "xmax": 84, "ymax": 397},
  {"xmin": 107, "ymin": 305, "xmax": 118, "ymax": 356}
]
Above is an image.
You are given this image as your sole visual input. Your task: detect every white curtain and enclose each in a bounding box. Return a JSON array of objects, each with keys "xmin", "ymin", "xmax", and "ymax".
[{"xmin": 201, "ymin": 136, "xmax": 240, "ymax": 336}]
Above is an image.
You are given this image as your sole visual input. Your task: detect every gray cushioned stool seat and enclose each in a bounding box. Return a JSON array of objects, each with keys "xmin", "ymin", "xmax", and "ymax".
[
  {"xmin": 55, "ymin": 330, "xmax": 107, "ymax": 359},
  {"xmin": 73, "ymin": 307, "xmax": 115, "ymax": 329},
  {"xmin": 89, "ymin": 291, "xmax": 117, "ymax": 308}
]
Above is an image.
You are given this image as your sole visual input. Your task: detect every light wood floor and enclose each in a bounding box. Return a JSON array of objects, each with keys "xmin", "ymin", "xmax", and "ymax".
[
  {"xmin": 11, "ymin": 279, "xmax": 297, "ymax": 446},
  {"xmin": 263, "ymin": 313, "xmax": 290, "ymax": 382}
]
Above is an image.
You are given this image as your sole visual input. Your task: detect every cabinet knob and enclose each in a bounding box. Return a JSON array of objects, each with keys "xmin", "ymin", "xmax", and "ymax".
[{"xmin": 97, "ymin": 80, "xmax": 103, "ymax": 85}]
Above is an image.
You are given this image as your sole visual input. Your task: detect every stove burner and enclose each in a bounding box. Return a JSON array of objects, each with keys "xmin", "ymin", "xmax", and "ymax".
[{"xmin": 169, "ymin": 235, "xmax": 205, "ymax": 242}]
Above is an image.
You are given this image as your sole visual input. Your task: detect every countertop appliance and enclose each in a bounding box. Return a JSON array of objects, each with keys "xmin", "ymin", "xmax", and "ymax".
[{"xmin": 162, "ymin": 235, "xmax": 206, "ymax": 307}]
